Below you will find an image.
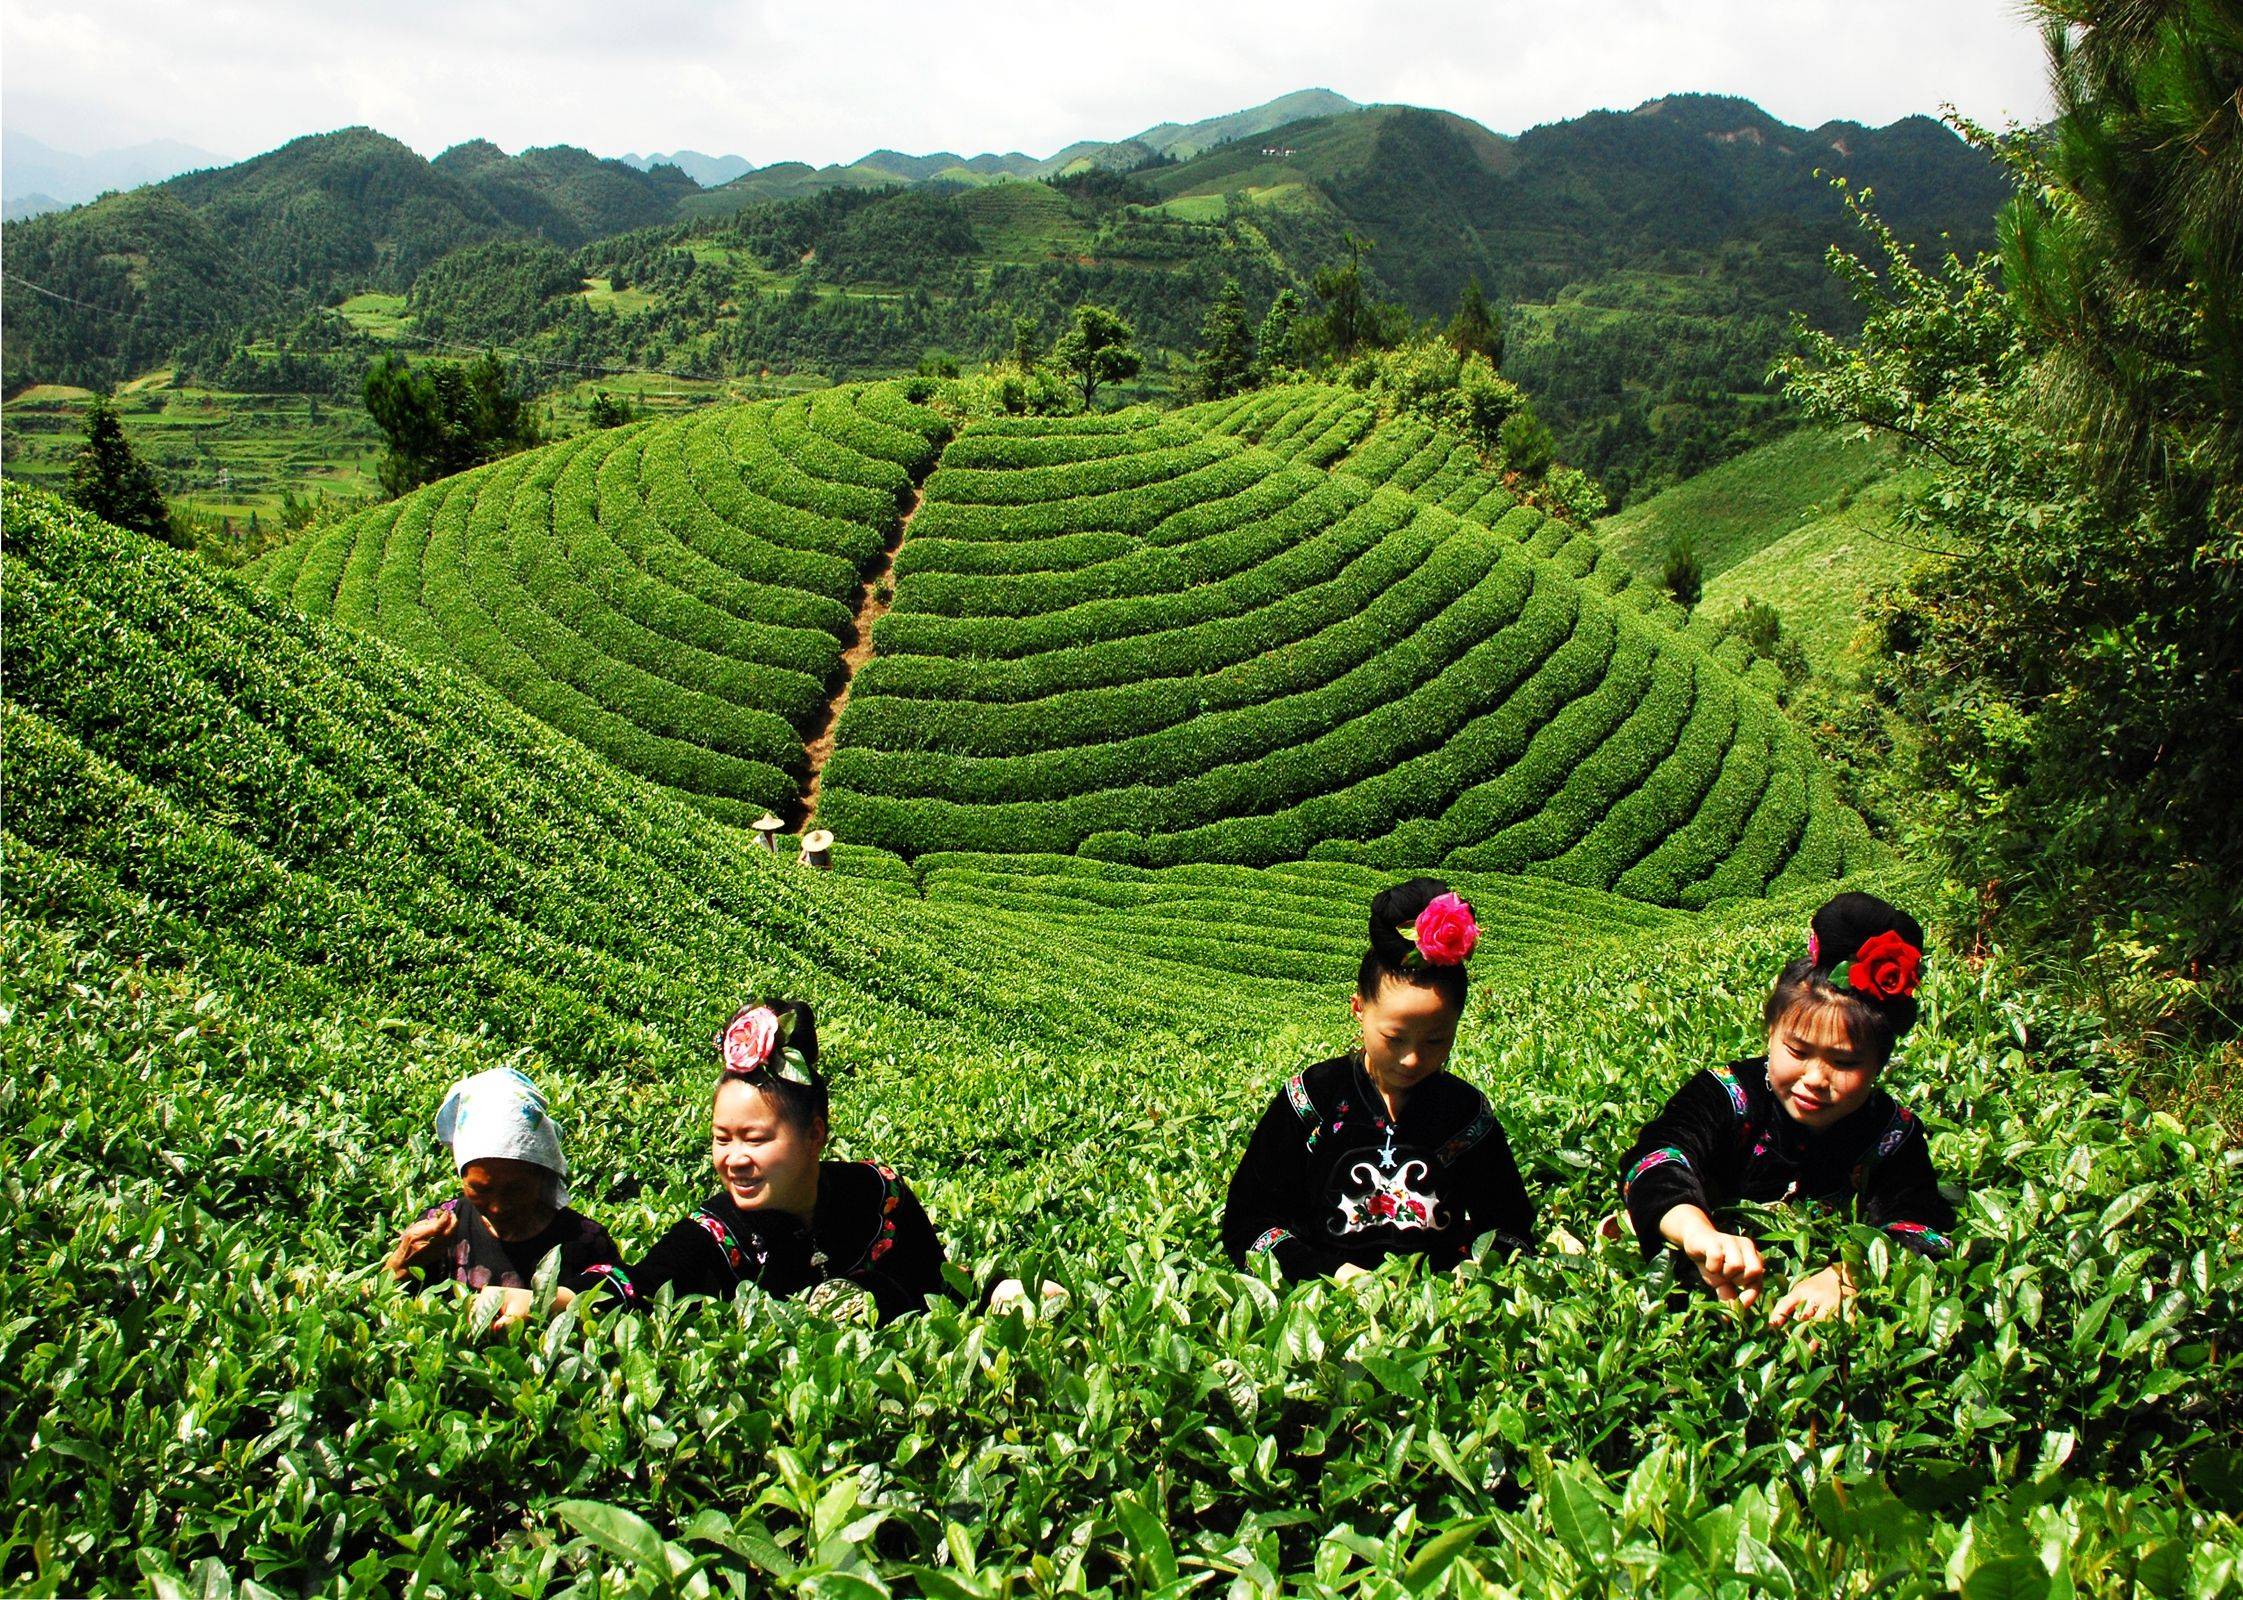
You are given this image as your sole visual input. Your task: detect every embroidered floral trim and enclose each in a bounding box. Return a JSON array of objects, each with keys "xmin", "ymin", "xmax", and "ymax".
[
  {"xmin": 1849, "ymin": 1106, "xmax": 1919, "ymax": 1192},
  {"xmin": 578, "ymin": 1262, "xmax": 638, "ymax": 1302},
  {"xmin": 850, "ymin": 1163, "xmax": 903, "ymax": 1272},
  {"xmin": 694, "ymin": 1209, "xmax": 762, "ymax": 1281},
  {"xmin": 1435, "ymin": 1104, "xmax": 1497, "ymax": 1168},
  {"xmin": 1248, "ymin": 1226, "xmax": 1293, "ymax": 1256},
  {"xmin": 1624, "ymin": 1145, "xmax": 1691, "ymax": 1199},
  {"xmin": 1882, "ymin": 1220, "xmax": 1953, "ymax": 1257},
  {"xmin": 1708, "ymin": 1065, "xmax": 1750, "ymax": 1119},
  {"xmin": 1285, "ymin": 1075, "xmax": 1316, "ymax": 1123}
]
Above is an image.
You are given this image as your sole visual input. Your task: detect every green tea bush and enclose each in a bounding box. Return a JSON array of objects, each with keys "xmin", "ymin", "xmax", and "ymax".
[
  {"xmin": 247, "ymin": 385, "xmax": 952, "ymax": 816},
  {"xmin": 6, "ymin": 486, "xmax": 2240, "ymax": 1595}
]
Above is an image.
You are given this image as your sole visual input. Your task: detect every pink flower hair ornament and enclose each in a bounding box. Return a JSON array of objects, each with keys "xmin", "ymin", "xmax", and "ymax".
[
  {"xmin": 1401, "ymin": 892, "xmax": 1479, "ymax": 967},
  {"xmin": 714, "ymin": 1003, "xmax": 817, "ymax": 1085}
]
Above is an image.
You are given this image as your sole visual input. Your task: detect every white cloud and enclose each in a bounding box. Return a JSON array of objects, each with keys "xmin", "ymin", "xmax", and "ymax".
[{"xmin": 2, "ymin": 0, "xmax": 2054, "ymax": 166}]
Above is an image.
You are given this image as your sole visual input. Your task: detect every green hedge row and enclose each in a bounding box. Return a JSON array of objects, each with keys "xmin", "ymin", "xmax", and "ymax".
[
  {"xmin": 805, "ymin": 387, "xmax": 943, "ymax": 477},
  {"xmin": 401, "ymin": 456, "xmax": 799, "ymax": 808},
  {"xmin": 1452, "ymin": 637, "xmax": 1689, "ymax": 876},
  {"xmin": 840, "ymin": 529, "xmax": 1502, "ymax": 760},
  {"xmin": 462, "ymin": 450, "xmax": 808, "ymax": 771},
  {"xmin": 507, "ymin": 462, "xmax": 830, "ymax": 731},
  {"xmin": 857, "ymin": 501, "xmax": 1426, "ymax": 706},
  {"xmin": 844, "ymin": 380, "xmax": 954, "ymax": 468},
  {"xmin": 904, "ymin": 450, "xmax": 1273, "ymax": 543},
  {"xmin": 553, "ymin": 433, "xmax": 841, "ymax": 677},
  {"xmin": 1548, "ymin": 662, "xmax": 1737, "ymax": 888},
  {"xmin": 637, "ymin": 424, "xmax": 866, "ymax": 602},
  {"xmin": 891, "ymin": 530, "xmax": 1144, "ymax": 581},
  {"xmin": 1612, "ymin": 698, "xmax": 1778, "ymax": 903},
  {"xmin": 1339, "ymin": 417, "xmax": 1438, "ymax": 488},
  {"xmin": 868, "ymin": 490, "xmax": 1416, "ymax": 666},
  {"xmin": 767, "ymin": 392, "xmax": 915, "ymax": 502},
  {"xmin": 825, "ymin": 551, "xmax": 1579, "ymax": 858},
  {"xmin": 924, "ymin": 436, "xmax": 1239, "ymax": 509},
  {"xmin": 715, "ymin": 404, "xmax": 897, "ymax": 543},
  {"xmin": 888, "ymin": 473, "xmax": 1345, "ymax": 622},
  {"xmin": 961, "ymin": 409, "xmax": 1163, "ymax": 437},
  {"xmin": 935, "ymin": 423, "xmax": 1199, "ymax": 472}
]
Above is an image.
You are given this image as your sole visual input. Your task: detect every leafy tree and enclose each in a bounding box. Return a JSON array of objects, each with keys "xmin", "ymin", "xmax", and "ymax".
[
  {"xmin": 1051, "ymin": 303, "xmax": 1141, "ymax": 407},
  {"xmin": 1011, "ymin": 315, "xmax": 1045, "ymax": 369},
  {"xmin": 1447, "ymin": 277, "xmax": 1504, "ymax": 366},
  {"xmin": 1255, "ymin": 288, "xmax": 1302, "ymax": 377},
  {"xmin": 1780, "ymin": 1, "xmax": 2243, "ymax": 1026},
  {"xmin": 1498, "ymin": 408, "xmax": 1556, "ymax": 478},
  {"xmin": 585, "ymin": 391, "xmax": 633, "ymax": 429},
  {"xmin": 364, "ymin": 351, "xmax": 540, "ymax": 497},
  {"xmin": 68, "ymin": 398, "xmax": 175, "ymax": 544},
  {"xmin": 1310, "ymin": 233, "xmax": 1381, "ymax": 361},
  {"xmin": 1661, "ymin": 535, "xmax": 1704, "ymax": 615},
  {"xmin": 1190, "ymin": 278, "xmax": 1255, "ymax": 402}
]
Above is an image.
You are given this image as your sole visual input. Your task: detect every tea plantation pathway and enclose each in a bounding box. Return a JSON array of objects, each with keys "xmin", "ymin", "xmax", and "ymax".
[{"xmin": 798, "ymin": 484, "xmax": 922, "ymax": 826}]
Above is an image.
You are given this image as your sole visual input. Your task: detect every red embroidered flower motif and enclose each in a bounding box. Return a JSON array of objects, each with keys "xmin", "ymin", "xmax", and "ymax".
[
  {"xmin": 1409, "ymin": 893, "xmax": 1478, "ymax": 966},
  {"xmin": 1848, "ymin": 930, "xmax": 1923, "ymax": 1002}
]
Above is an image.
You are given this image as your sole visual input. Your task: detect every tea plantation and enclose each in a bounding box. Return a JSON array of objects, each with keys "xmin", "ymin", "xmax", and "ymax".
[
  {"xmin": 246, "ymin": 385, "xmax": 951, "ymax": 825},
  {"xmin": 822, "ymin": 396, "xmax": 1869, "ymax": 897},
  {"xmin": 5, "ymin": 477, "xmax": 2241, "ymax": 1596}
]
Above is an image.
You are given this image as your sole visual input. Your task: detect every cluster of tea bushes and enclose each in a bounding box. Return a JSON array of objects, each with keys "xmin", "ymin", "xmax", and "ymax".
[
  {"xmin": 1188, "ymin": 384, "xmax": 1720, "ymax": 641},
  {"xmin": 248, "ymin": 383, "xmax": 951, "ymax": 824},
  {"xmin": 912, "ymin": 853, "xmax": 1681, "ymax": 984},
  {"xmin": 4, "ymin": 488, "xmax": 2240, "ymax": 1596},
  {"xmin": 819, "ymin": 410, "xmax": 1869, "ymax": 900}
]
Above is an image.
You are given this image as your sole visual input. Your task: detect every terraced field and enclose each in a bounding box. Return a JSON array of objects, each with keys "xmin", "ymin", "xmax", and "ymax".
[
  {"xmin": 9, "ymin": 484, "xmax": 2238, "ymax": 1595},
  {"xmin": 821, "ymin": 404, "xmax": 1872, "ymax": 903},
  {"xmin": 248, "ymin": 383, "xmax": 950, "ymax": 824}
]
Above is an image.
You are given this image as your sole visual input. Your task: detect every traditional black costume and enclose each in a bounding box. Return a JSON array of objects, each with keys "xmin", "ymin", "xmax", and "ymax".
[
  {"xmin": 1223, "ymin": 1052, "xmax": 1536, "ymax": 1280},
  {"xmin": 1619, "ymin": 1054, "xmax": 1956, "ymax": 1262},
  {"xmin": 410, "ymin": 1197, "xmax": 621, "ymax": 1292},
  {"xmin": 563, "ymin": 1159, "xmax": 947, "ymax": 1323}
]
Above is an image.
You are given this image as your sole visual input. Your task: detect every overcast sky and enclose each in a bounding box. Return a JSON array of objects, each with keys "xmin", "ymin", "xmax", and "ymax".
[{"xmin": 4, "ymin": 0, "xmax": 2055, "ymax": 166}]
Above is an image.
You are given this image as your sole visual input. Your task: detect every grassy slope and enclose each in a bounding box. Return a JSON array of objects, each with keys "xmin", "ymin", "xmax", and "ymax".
[
  {"xmin": 1598, "ymin": 427, "xmax": 1904, "ymax": 577},
  {"xmin": 4, "ymin": 482, "xmax": 2237, "ymax": 1593},
  {"xmin": 1594, "ymin": 426, "xmax": 1919, "ymax": 673}
]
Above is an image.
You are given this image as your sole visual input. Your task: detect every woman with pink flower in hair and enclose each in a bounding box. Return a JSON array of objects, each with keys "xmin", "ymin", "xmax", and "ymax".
[
  {"xmin": 489, "ymin": 999, "xmax": 948, "ymax": 1326},
  {"xmin": 1618, "ymin": 892, "xmax": 1957, "ymax": 1326},
  {"xmin": 1222, "ymin": 878, "xmax": 1536, "ymax": 1282}
]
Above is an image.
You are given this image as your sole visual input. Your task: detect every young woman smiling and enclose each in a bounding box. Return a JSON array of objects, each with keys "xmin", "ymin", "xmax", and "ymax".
[{"xmin": 1618, "ymin": 893, "xmax": 1957, "ymax": 1326}]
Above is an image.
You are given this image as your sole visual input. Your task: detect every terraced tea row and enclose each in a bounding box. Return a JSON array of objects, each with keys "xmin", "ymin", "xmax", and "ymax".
[
  {"xmin": 820, "ymin": 409, "xmax": 1872, "ymax": 904},
  {"xmin": 248, "ymin": 383, "xmax": 950, "ymax": 824},
  {"xmin": 1186, "ymin": 385, "xmax": 1758, "ymax": 663},
  {"xmin": 914, "ymin": 853, "xmax": 1681, "ymax": 984},
  {"xmin": 8, "ymin": 486, "xmax": 2238, "ymax": 1595}
]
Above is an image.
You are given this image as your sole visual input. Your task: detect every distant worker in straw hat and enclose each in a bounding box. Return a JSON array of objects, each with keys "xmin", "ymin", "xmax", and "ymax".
[
  {"xmin": 750, "ymin": 813, "xmax": 785, "ymax": 854},
  {"xmin": 800, "ymin": 829, "xmax": 835, "ymax": 870}
]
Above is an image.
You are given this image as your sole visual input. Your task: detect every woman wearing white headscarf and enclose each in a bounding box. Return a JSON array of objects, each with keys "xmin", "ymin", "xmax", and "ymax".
[{"xmin": 384, "ymin": 1066, "xmax": 621, "ymax": 1292}]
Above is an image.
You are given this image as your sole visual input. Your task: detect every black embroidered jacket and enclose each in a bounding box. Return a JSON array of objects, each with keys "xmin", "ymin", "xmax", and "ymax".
[
  {"xmin": 1619, "ymin": 1055, "xmax": 1958, "ymax": 1260},
  {"xmin": 1221, "ymin": 1054, "xmax": 1536, "ymax": 1281},
  {"xmin": 563, "ymin": 1160, "xmax": 949, "ymax": 1323}
]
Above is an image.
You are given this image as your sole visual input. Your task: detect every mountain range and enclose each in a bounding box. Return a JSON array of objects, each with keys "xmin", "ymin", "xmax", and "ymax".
[
  {"xmin": 2, "ymin": 130, "xmax": 230, "ymax": 219},
  {"xmin": 1, "ymin": 88, "xmax": 2011, "ymax": 496}
]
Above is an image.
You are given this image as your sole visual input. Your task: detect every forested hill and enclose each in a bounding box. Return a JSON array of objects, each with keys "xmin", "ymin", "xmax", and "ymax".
[{"xmin": 2, "ymin": 92, "xmax": 2007, "ymax": 497}]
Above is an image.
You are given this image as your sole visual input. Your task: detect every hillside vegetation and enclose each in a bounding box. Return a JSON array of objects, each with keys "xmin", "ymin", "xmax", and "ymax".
[
  {"xmin": 818, "ymin": 389, "xmax": 1868, "ymax": 896},
  {"xmin": 246, "ymin": 383, "xmax": 951, "ymax": 823},
  {"xmin": 5, "ymin": 482, "xmax": 2238, "ymax": 1593}
]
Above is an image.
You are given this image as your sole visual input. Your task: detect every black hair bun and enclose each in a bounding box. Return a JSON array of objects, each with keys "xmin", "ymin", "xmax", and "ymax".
[
  {"xmin": 1368, "ymin": 877, "xmax": 1454, "ymax": 968},
  {"xmin": 1809, "ymin": 892, "xmax": 1924, "ymax": 972},
  {"xmin": 775, "ymin": 998, "xmax": 818, "ymax": 1072}
]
